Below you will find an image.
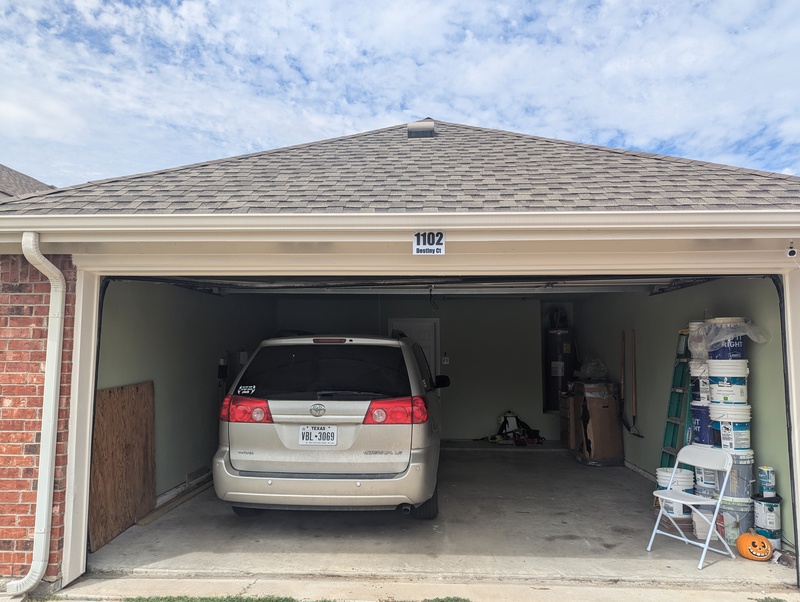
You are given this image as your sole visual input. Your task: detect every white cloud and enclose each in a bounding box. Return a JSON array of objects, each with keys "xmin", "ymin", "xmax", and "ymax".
[{"xmin": 0, "ymin": 0, "xmax": 798, "ymax": 187}]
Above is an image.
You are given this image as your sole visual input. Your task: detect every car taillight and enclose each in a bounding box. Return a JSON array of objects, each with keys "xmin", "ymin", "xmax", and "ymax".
[
  {"xmin": 219, "ymin": 395, "xmax": 273, "ymax": 423},
  {"xmin": 363, "ymin": 396, "xmax": 428, "ymax": 424}
]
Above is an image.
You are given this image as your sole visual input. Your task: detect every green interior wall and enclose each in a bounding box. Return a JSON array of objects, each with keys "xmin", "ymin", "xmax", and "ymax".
[
  {"xmin": 96, "ymin": 280, "xmax": 276, "ymax": 495},
  {"xmin": 574, "ymin": 276, "xmax": 793, "ymax": 546},
  {"xmin": 275, "ymin": 295, "xmax": 554, "ymax": 440}
]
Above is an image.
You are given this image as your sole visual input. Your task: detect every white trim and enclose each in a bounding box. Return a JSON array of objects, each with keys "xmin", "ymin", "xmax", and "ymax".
[
  {"xmin": 782, "ymin": 270, "xmax": 800, "ymax": 566},
  {"xmin": 62, "ymin": 271, "xmax": 101, "ymax": 587},
  {"xmin": 3, "ymin": 210, "xmax": 800, "ymax": 239}
]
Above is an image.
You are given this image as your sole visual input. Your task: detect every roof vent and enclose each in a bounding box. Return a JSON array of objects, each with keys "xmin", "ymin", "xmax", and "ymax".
[{"xmin": 407, "ymin": 118, "xmax": 435, "ymax": 138}]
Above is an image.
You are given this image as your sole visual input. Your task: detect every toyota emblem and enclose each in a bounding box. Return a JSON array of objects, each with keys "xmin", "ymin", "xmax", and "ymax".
[{"xmin": 310, "ymin": 403, "xmax": 326, "ymax": 417}]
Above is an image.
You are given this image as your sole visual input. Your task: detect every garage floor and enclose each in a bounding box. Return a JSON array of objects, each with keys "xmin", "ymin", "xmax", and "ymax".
[{"xmin": 69, "ymin": 446, "xmax": 797, "ymax": 597}]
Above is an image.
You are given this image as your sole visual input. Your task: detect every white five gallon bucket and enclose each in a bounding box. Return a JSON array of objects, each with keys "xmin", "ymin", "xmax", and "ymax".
[
  {"xmin": 691, "ymin": 402, "xmax": 714, "ymax": 446},
  {"xmin": 708, "ymin": 359, "xmax": 749, "ymax": 403},
  {"xmin": 705, "ymin": 317, "xmax": 747, "ymax": 360},
  {"xmin": 719, "ymin": 449, "xmax": 755, "ymax": 499},
  {"xmin": 753, "ymin": 494, "xmax": 782, "ymax": 549},
  {"xmin": 690, "ymin": 359, "xmax": 710, "ymax": 403},
  {"xmin": 657, "ymin": 467, "xmax": 694, "ymax": 515},
  {"xmin": 715, "ymin": 497, "xmax": 754, "ymax": 546},
  {"xmin": 710, "ymin": 404, "xmax": 752, "ymax": 450}
]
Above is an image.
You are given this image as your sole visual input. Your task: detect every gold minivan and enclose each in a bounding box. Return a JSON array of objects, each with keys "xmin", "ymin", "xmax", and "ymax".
[{"xmin": 212, "ymin": 334, "xmax": 450, "ymax": 519}]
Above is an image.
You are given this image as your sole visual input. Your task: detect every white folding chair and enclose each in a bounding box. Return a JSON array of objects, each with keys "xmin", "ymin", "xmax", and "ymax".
[{"xmin": 647, "ymin": 445, "xmax": 735, "ymax": 569}]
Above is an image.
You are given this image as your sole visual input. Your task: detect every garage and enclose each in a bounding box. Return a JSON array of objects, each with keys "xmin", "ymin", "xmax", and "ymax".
[
  {"xmin": 76, "ymin": 270, "xmax": 793, "ymax": 586},
  {"xmin": 3, "ymin": 119, "xmax": 800, "ymax": 593}
]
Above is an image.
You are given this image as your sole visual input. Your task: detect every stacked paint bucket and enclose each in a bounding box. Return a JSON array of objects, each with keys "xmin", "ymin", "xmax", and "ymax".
[
  {"xmin": 689, "ymin": 318, "xmax": 755, "ymax": 546},
  {"xmin": 706, "ymin": 317, "xmax": 755, "ymax": 546},
  {"xmin": 752, "ymin": 466, "xmax": 782, "ymax": 550},
  {"xmin": 688, "ymin": 321, "xmax": 712, "ymax": 450}
]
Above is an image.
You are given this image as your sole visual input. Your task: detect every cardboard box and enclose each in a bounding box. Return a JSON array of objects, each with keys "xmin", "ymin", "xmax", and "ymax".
[{"xmin": 574, "ymin": 381, "xmax": 624, "ymax": 466}]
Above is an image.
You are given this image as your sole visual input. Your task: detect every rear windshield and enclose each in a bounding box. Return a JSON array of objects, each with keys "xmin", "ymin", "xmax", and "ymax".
[{"xmin": 234, "ymin": 344, "xmax": 412, "ymax": 400}]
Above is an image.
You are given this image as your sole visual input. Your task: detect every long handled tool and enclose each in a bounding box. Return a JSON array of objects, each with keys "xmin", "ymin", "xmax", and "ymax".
[
  {"xmin": 620, "ymin": 330, "xmax": 632, "ymax": 432},
  {"xmin": 631, "ymin": 329, "xmax": 644, "ymax": 438}
]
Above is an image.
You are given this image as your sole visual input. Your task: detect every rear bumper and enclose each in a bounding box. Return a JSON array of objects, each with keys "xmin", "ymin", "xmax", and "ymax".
[{"xmin": 212, "ymin": 444, "xmax": 439, "ymax": 509}]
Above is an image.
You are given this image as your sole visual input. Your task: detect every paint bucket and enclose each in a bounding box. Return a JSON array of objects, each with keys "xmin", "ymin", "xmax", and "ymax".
[
  {"xmin": 707, "ymin": 360, "xmax": 749, "ymax": 403},
  {"xmin": 689, "ymin": 360, "xmax": 710, "ymax": 403},
  {"xmin": 690, "ymin": 402, "xmax": 714, "ymax": 446},
  {"xmin": 710, "ymin": 404, "xmax": 751, "ymax": 450},
  {"xmin": 758, "ymin": 466, "xmax": 777, "ymax": 497},
  {"xmin": 753, "ymin": 494, "xmax": 782, "ymax": 549},
  {"xmin": 719, "ymin": 449, "xmax": 755, "ymax": 499},
  {"xmin": 715, "ymin": 497, "xmax": 754, "ymax": 546},
  {"xmin": 656, "ymin": 467, "xmax": 694, "ymax": 515},
  {"xmin": 705, "ymin": 317, "xmax": 746, "ymax": 360},
  {"xmin": 695, "ymin": 465, "xmax": 717, "ymax": 489},
  {"xmin": 694, "ymin": 482, "xmax": 717, "ymax": 500}
]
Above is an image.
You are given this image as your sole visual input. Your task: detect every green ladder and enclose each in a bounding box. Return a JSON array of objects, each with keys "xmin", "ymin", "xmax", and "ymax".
[{"xmin": 659, "ymin": 329, "xmax": 692, "ymax": 468}]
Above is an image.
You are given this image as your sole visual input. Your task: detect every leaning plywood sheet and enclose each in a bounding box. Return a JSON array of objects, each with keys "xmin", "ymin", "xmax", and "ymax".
[{"xmin": 88, "ymin": 381, "xmax": 156, "ymax": 552}]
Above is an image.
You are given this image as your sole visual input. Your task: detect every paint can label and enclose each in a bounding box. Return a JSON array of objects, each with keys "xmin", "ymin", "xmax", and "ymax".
[
  {"xmin": 718, "ymin": 421, "xmax": 751, "ymax": 450},
  {"xmin": 755, "ymin": 500, "xmax": 781, "ymax": 531},
  {"xmin": 758, "ymin": 466, "xmax": 776, "ymax": 489}
]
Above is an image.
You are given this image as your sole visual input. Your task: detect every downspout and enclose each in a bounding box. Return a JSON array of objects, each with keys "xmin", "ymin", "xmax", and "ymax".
[{"xmin": 6, "ymin": 232, "xmax": 66, "ymax": 595}]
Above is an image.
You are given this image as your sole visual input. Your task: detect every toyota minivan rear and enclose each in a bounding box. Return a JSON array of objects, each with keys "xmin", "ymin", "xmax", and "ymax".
[{"xmin": 213, "ymin": 334, "xmax": 449, "ymax": 518}]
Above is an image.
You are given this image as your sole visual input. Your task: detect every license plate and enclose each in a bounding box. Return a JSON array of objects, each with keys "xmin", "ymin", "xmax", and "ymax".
[{"xmin": 299, "ymin": 425, "xmax": 337, "ymax": 446}]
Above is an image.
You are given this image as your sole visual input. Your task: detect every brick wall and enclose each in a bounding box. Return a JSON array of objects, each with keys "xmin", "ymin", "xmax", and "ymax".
[{"xmin": 0, "ymin": 253, "xmax": 76, "ymax": 579}]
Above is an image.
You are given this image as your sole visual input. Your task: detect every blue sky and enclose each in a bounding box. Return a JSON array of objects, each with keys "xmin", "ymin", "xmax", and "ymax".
[{"xmin": 1, "ymin": 0, "xmax": 799, "ymax": 188}]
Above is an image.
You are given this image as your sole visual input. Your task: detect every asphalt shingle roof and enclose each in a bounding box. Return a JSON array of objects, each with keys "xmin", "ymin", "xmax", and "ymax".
[
  {"xmin": 0, "ymin": 164, "xmax": 52, "ymax": 199},
  {"xmin": 2, "ymin": 121, "xmax": 799, "ymax": 216}
]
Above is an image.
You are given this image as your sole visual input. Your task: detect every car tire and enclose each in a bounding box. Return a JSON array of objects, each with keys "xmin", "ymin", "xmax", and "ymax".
[
  {"xmin": 411, "ymin": 486, "xmax": 438, "ymax": 520},
  {"xmin": 232, "ymin": 505, "xmax": 261, "ymax": 517}
]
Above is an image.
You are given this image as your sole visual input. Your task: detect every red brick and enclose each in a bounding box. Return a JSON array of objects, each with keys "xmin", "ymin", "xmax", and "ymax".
[
  {"xmin": 0, "ymin": 408, "xmax": 39, "ymax": 420},
  {"xmin": 6, "ymin": 317, "xmax": 39, "ymax": 328},
  {"xmin": 0, "ymin": 504, "xmax": 30, "ymax": 517},
  {"xmin": 16, "ymin": 538, "xmax": 32, "ymax": 551},
  {"xmin": 0, "ymin": 528, "xmax": 27, "ymax": 540},
  {"xmin": 0, "ymin": 329, "xmax": 32, "ymax": 340},
  {"xmin": 6, "ymin": 340, "xmax": 44, "ymax": 351},
  {"xmin": 30, "ymin": 282, "xmax": 52, "ymax": 294},
  {"xmin": 0, "ymin": 480, "xmax": 32, "ymax": 492},
  {"xmin": 0, "ymin": 432, "xmax": 36, "ymax": 443},
  {"xmin": 0, "ymin": 386, "xmax": 39, "ymax": 397},
  {"xmin": 0, "ymin": 467, "xmax": 21, "ymax": 479},
  {"xmin": 5, "ymin": 362, "xmax": 44, "ymax": 373},
  {"xmin": 0, "ymin": 373, "xmax": 29, "ymax": 385},
  {"xmin": 10, "ymin": 295, "xmax": 44, "ymax": 306},
  {"xmin": 16, "ymin": 515, "xmax": 34, "ymax": 528}
]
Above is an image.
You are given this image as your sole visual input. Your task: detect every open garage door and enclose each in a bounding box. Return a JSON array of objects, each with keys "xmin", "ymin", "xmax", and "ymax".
[{"xmin": 77, "ymin": 271, "xmax": 796, "ymax": 589}]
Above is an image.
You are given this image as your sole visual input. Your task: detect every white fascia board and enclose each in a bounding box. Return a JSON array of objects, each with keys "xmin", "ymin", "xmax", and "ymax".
[{"xmin": 1, "ymin": 210, "xmax": 800, "ymax": 243}]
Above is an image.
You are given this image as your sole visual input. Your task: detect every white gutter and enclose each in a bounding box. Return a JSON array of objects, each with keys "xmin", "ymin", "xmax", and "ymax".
[{"xmin": 6, "ymin": 232, "xmax": 66, "ymax": 595}]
